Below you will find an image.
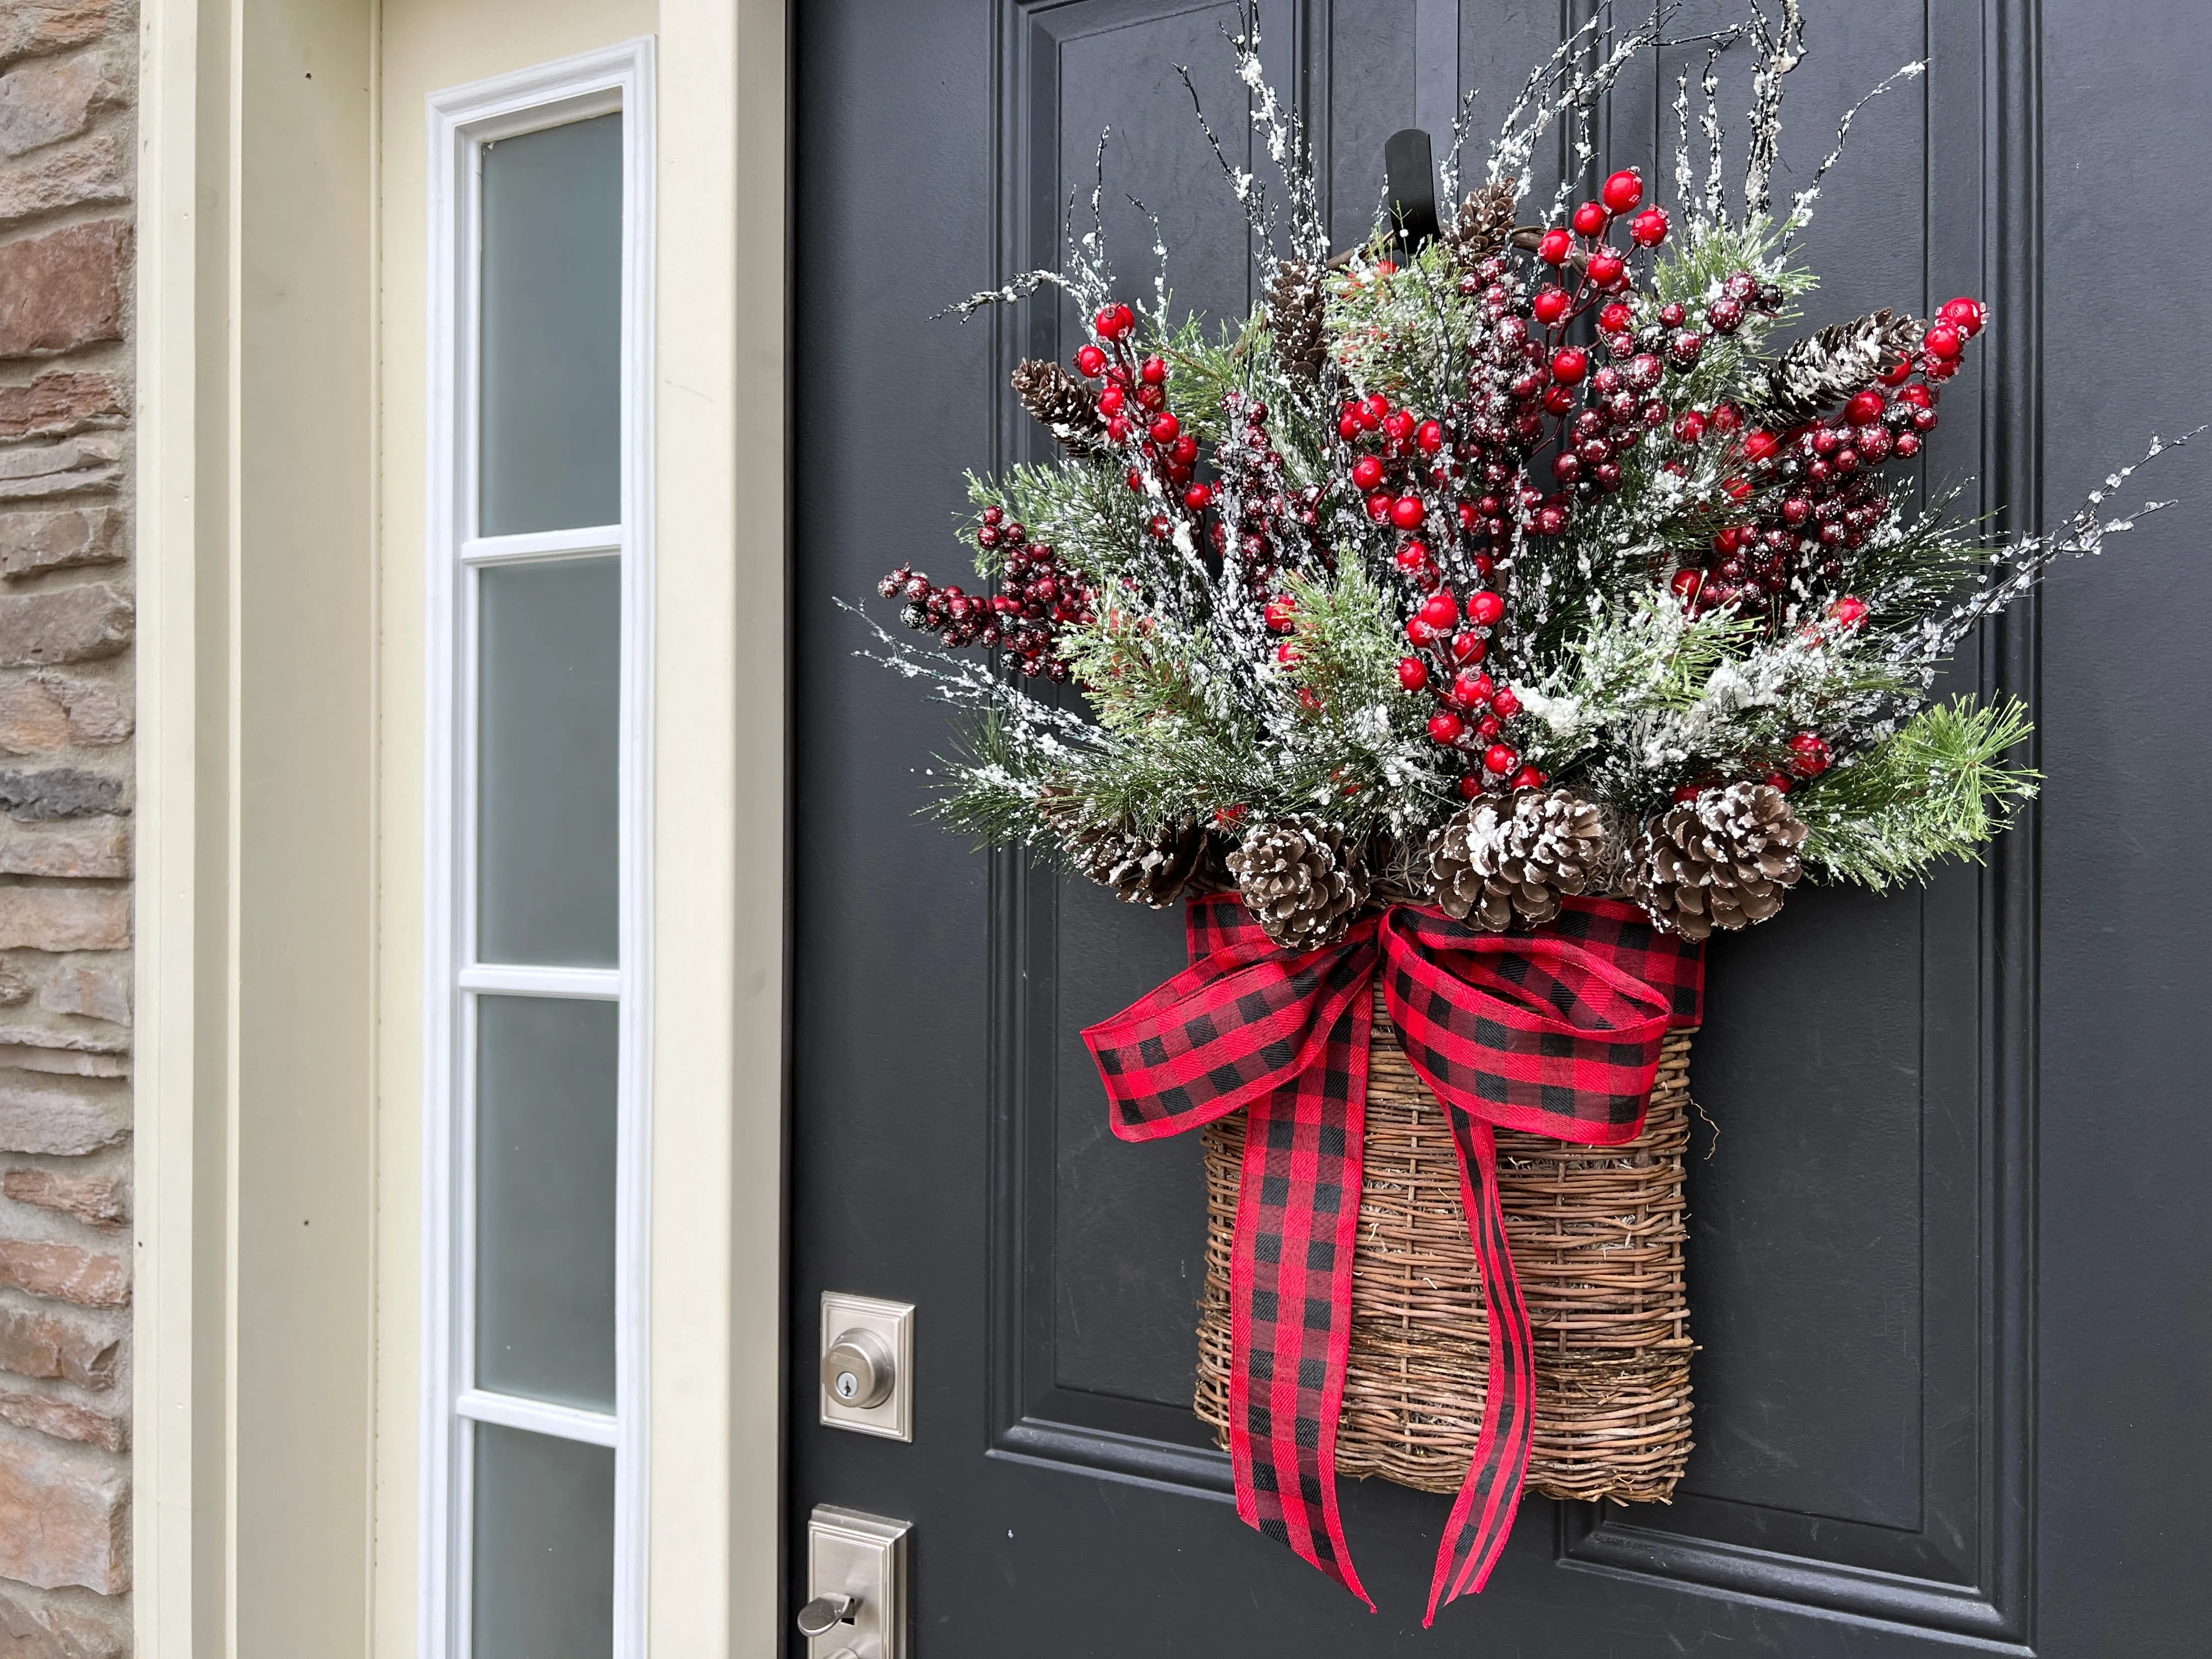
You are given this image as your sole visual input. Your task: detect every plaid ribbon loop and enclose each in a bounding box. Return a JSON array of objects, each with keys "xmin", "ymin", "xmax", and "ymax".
[{"xmin": 1082, "ymin": 894, "xmax": 1702, "ymax": 1625}]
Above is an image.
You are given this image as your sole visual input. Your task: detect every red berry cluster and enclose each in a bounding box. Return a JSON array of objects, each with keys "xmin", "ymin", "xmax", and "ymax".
[
  {"xmin": 1391, "ymin": 585, "xmax": 1539, "ymax": 795},
  {"xmin": 1076, "ymin": 306, "xmax": 1205, "ymax": 546},
  {"xmin": 1669, "ymin": 297, "xmax": 1985, "ymax": 618},
  {"xmin": 878, "ymin": 506, "xmax": 1094, "ymax": 682}
]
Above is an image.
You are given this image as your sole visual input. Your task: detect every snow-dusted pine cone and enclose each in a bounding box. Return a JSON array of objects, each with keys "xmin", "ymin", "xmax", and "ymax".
[
  {"xmin": 1425, "ymin": 787, "xmax": 1612, "ymax": 932},
  {"xmin": 1011, "ymin": 358, "xmax": 1109, "ymax": 457},
  {"xmin": 1442, "ymin": 180, "xmax": 1520, "ymax": 268},
  {"xmin": 1624, "ymin": 782, "xmax": 1808, "ymax": 940},
  {"xmin": 1227, "ymin": 816, "xmax": 1370, "ymax": 952},
  {"xmin": 1039, "ymin": 787, "xmax": 1213, "ymax": 908},
  {"xmin": 1072, "ymin": 819, "xmax": 1215, "ymax": 909},
  {"xmin": 1262, "ymin": 260, "xmax": 1328, "ymax": 387},
  {"xmin": 1760, "ymin": 310, "xmax": 1923, "ymax": 426}
]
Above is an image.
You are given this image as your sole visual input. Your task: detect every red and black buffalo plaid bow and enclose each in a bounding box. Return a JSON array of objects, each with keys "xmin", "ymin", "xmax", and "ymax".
[{"xmin": 1084, "ymin": 894, "xmax": 1702, "ymax": 1624}]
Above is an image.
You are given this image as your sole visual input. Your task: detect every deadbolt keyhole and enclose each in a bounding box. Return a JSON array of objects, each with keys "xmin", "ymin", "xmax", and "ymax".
[{"xmin": 821, "ymin": 1328, "xmax": 895, "ymax": 1409}]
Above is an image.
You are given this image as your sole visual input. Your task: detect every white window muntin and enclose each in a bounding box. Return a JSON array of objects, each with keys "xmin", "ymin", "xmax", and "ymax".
[{"xmin": 424, "ymin": 39, "xmax": 655, "ymax": 1659}]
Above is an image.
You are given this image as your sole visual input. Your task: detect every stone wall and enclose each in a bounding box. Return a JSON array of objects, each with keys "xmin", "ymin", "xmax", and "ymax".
[{"xmin": 0, "ymin": 3, "xmax": 137, "ymax": 1655}]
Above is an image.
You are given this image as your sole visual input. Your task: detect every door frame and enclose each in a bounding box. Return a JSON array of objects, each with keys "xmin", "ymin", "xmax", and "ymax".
[{"xmin": 131, "ymin": 0, "xmax": 792, "ymax": 1652}]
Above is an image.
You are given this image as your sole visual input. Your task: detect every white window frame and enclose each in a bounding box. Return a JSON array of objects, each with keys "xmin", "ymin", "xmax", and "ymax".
[{"xmin": 422, "ymin": 39, "xmax": 656, "ymax": 1659}]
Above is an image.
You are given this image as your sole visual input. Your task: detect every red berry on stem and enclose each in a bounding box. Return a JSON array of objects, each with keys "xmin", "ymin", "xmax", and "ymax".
[
  {"xmin": 1365, "ymin": 493, "xmax": 1394, "ymax": 522},
  {"xmin": 1391, "ymin": 496, "xmax": 1428, "ymax": 531},
  {"xmin": 1416, "ymin": 419, "xmax": 1444, "ymax": 453},
  {"xmin": 1673, "ymin": 409, "xmax": 1708, "ymax": 443},
  {"xmin": 1510, "ymin": 765, "xmax": 1547, "ymax": 791},
  {"xmin": 1384, "ymin": 410, "xmax": 1417, "ymax": 443},
  {"xmin": 1466, "ymin": 589, "xmax": 1506, "ymax": 626},
  {"xmin": 1491, "ymin": 685, "xmax": 1522, "ymax": 719},
  {"xmin": 1538, "ymin": 228, "xmax": 1574, "ymax": 265},
  {"xmin": 1923, "ymin": 322, "xmax": 1962, "ymax": 359},
  {"xmin": 1484, "ymin": 743, "xmax": 1520, "ymax": 775},
  {"xmin": 1669, "ymin": 566, "xmax": 1705, "ymax": 603},
  {"xmin": 1352, "ymin": 454, "xmax": 1385, "ymax": 491},
  {"xmin": 1629, "ymin": 206, "xmax": 1670, "ymax": 246},
  {"xmin": 1533, "ymin": 286, "xmax": 1571, "ymax": 324},
  {"xmin": 1573, "ymin": 200, "xmax": 1610, "ymax": 236},
  {"xmin": 1451, "ymin": 670, "xmax": 1494, "ymax": 708},
  {"xmin": 1140, "ymin": 354, "xmax": 1169, "ymax": 385},
  {"xmin": 1097, "ymin": 385, "xmax": 1126, "ymax": 416},
  {"xmin": 1361, "ymin": 393, "xmax": 1391, "ymax": 424},
  {"xmin": 1599, "ymin": 301, "xmax": 1635, "ymax": 333},
  {"xmin": 1551, "ymin": 347, "xmax": 1590, "ymax": 385},
  {"xmin": 1449, "ymin": 630, "xmax": 1486, "ymax": 664},
  {"xmin": 1601, "ymin": 168, "xmax": 1644, "ymax": 212},
  {"xmin": 1764, "ymin": 772, "xmax": 1793, "ymax": 793},
  {"xmin": 1429, "ymin": 711, "xmax": 1466, "ymax": 746},
  {"xmin": 1149, "ymin": 412, "xmax": 1180, "ymax": 444},
  {"xmin": 1419, "ymin": 591, "xmax": 1459, "ymax": 630},
  {"xmin": 1786, "ymin": 731, "xmax": 1831, "ymax": 776},
  {"xmin": 1536, "ymin": 503, "xmax": 1571, "ymax": 535},
  {"xmin": 1938, "ymin": 296, "xmax": 1986, "ymax": 337},
  {"xmin": 1274, "ymin": 641, "xmax": 1300, "ymax": 665},
  {"xmin": 1845, "ymin": 389, "xmax": 1886, "ymax": 425},
  {"xmin": 1338, "ymin": 412, "xmax": 1362, "ymax": 439},
  {"xmin": 1826, "ymin": 595, "xmax": 1869, "ymax": 629},
  {"xmin": 1397, "ymin": 656, "xmax": 1430, "ymax": 691},
  {"xmin": 1741, "ymin": 429, "xmax": 1780, "ymax": 464},
  {"xmin": 1406, "ymin": 617, "xmax": 1440, "ymax": 646},
  {"xmin": 1075, "ymin": 344, "xmax": 1107, "ymax": 377},
  {"xmin": 1588, "ymin": 252, "xmax": 1627, "ymax": 289},
  {"xmin": 1183, "ymin": 483, "xmax": 1212, "ymax": 510},
  {"xmin": 1394, "ymin": 539, "xmax": 1431, "ymax": 573},
  {"xmin": 1263, "ymin": 596, "xmax": 1297, "ymax": 632}
]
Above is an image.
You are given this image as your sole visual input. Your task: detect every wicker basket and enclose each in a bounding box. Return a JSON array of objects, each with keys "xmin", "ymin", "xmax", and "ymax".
[{"xmin": 1195, "ymin": 982, "xmax": 1696, "ymax": 1503}]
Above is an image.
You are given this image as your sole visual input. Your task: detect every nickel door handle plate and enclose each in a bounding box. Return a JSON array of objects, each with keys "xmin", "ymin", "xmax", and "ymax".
[{"xmin": 805, "ymin": 1505, "xmax": 909, "ymax": 1659}]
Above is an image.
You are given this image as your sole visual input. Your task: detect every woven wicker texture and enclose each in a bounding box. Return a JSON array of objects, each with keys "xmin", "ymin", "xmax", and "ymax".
[{"xmin": 1196, "ymin": 983, "xmax": 1696, "ymax": 1503}]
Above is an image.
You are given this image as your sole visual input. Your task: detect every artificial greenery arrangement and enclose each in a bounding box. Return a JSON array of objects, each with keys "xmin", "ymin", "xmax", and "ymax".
[{"xmin": 862, "ymin": 4, "xmax": 2180, "ymax": 947}]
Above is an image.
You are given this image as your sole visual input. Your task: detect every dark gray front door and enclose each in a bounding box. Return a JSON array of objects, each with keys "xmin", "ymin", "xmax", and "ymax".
[{"xmin": 789, "ymin": 3, "xmax": 2211, "ymax": 1652}]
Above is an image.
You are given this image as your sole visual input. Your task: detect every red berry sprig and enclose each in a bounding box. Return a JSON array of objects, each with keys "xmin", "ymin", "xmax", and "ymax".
[
  {"xmin": 878, "ymin": 506, "xmax": 1094, "ymax": 682},
  {"xmin": 1664, "ymin": 297, "xmax": 1985, "ymax": 622}
]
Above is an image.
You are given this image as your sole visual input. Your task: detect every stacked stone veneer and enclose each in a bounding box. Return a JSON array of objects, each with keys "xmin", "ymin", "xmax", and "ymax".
[{"xmin": 0, "ymin": 4, "xmax": 138, "ymax": 1656}]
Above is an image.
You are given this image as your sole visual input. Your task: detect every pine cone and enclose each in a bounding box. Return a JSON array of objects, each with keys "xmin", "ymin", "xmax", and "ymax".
[
  {"xmin": 1011, "ymin": 358, "xmax": 1109, "ymax": 457},
  {"xmin": 1037, "ymin": 786, "xmax": 1213, "ymax": 907},
  {"xmin": 1263, "ymin": 259, "xmax": 1328, "ymax": 386},
  {"xmin": 1760, "ymin": 310, "xmax": 1923, "ymax": 426},
  {"xmin": 1624, "ymin": 782, "xmax": 1808, "ymax": 940},
  {"xmin": 1442, "ymin": 181, "xmax": 1520, "ymax": 268},
  {"xmin": 1426, "ymin": 787, "xmax": 1612, "ymax": 932},
  {"xmin": 1227, "ymin": 816, "xmax": 1370, "ymax": 951}
]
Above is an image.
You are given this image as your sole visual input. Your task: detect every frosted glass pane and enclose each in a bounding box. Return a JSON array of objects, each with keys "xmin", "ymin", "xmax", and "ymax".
[
  {"xmin": 472, "ymin": 1424, "xmax": 614, "ymax": 1659},
  {"xmin": 475, "ymin": 995, "xmax": 617, "ymax": 1409},
  {"xmin": 476, "ymin": 557, "xmax": 619, "ymax": 967},
  {"xmin": 479, "ymin": 112, "xmax": 622, "ymax": 535}
]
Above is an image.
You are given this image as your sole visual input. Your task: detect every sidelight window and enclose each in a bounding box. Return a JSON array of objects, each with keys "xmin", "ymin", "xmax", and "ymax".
[{"xmin": 424, "ymin": 43, "xmax": 653, "ymax": 1659}]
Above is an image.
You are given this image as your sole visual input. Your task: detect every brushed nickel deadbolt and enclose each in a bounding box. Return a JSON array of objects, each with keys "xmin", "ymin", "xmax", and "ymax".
[
  {"xmin": 821, "ymin": 1329, "xmax": 895, "ymax": 1408},
  {"xmin": 819, "ymin": 1293, "xmax": 913, "ymax": 1440}
]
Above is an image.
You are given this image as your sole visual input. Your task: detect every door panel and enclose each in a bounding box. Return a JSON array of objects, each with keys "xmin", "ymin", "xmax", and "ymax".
[{"xmin": 792, "ymin": 2, "xmax": 2209, "ymax": 1652}]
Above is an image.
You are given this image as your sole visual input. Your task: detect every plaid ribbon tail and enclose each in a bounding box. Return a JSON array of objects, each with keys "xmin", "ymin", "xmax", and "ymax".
[
  {"xmin": 1421, "ymin": 1115, "xmax": 1532, "ymax": 1622},
  {"xmin": 1228, "ymin": 986, "xmax": 1375, "ymax": 1610}
]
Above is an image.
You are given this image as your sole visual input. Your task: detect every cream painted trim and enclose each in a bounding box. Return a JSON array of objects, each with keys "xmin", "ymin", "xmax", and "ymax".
[
  {"xmin": 649, "ymin": 0, "xmax": 788, "ymax": 1652},
  {"xmin": 135, "ymin": 0, "xmax": 233, "ymax": 1650}
]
